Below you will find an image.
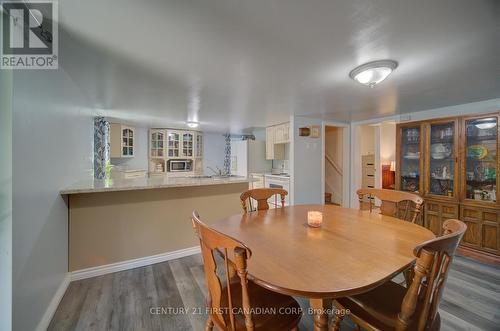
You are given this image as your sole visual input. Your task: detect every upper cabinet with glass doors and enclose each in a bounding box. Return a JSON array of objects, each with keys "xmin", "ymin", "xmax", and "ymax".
[
  {"xmin": 167, "ymin": 131, "xmax": 180, "ymax": 158},
  {"xmin": 463, "ymin": 115, "xmax": 498, "ymax": 204},
  {"xmin": 150, "ymin": 130, "xmax": 165, "ymax": 157},
  {"xmin": 397, "ymin": 113, "xmax": 500, "ymax": 264},
  {"xmin": 182, "ymin": 132, "xmax": 194, "ymax": 157},
  {"xmin": 110, "ymin": 123, "xmax": 135, "ymax": 158},
  {"xmin": 397, "ymin": 124, "xmax": 424, "ymax": 193},
  {"xmin": 196, "ymin": 133, "xmax": 203, "ymax": 158},
  {"xmin": 424, "ymin": 120, "xmax": 458, "ymax": 198},
  {"xmin": 150, "ymin": 129, "xmax": 201, "ymax": 159}
]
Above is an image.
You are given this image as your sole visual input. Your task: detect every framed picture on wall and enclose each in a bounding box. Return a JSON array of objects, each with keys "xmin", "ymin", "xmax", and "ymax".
[{"xmin": 310, "ymin": 125, "xmax": 320, "ymax": 138}]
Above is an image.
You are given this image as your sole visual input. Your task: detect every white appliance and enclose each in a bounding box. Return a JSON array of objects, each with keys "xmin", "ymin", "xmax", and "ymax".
[
  {"xmin": 167, "ymin": 159, "xmax": 193, "ymax": 172},
  {"xmin": 230, "ymin": 140, "xmax": 271, "ymax": 176},
  {"xmin": 265, "ymin": 174, "xmax": 290, "ymax": 208}
]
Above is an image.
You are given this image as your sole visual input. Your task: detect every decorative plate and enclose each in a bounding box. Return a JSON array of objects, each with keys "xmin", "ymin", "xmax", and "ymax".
[{"xmin": 467, "ymin": 145, "xmax": 488, "ymax": 160}]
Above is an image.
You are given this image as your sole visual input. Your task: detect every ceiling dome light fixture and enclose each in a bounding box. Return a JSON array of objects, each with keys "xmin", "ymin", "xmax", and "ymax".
[
  {"xmin": 349, "ymin": 60, "xmax": 398, "ymax": 88},
  {"xmin": 186, "ymin": 121, "xmax": 199, "ymax": 128}
]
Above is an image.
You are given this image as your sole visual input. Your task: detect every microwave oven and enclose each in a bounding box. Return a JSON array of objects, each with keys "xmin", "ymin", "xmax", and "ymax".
[{"xmin": 167, "ymin": 159, "xmax": 193, "ymax": 172}]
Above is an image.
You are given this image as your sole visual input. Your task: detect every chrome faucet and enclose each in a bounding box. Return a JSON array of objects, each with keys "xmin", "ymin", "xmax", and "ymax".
[{"xmin": 207, "ymin": 166, "xmax": 221, "ymax": 176}]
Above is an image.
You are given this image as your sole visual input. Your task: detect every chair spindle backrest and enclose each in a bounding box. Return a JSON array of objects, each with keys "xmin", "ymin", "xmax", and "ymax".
[
  {"xmin": 396, "ymin": 219, "xmax": 466, "ymax": 331},
  {"xmin": 240, "ymin": 188, "xmax": 288, "ymax": 213},
  {"xmin": 356, "ymin": 188, "xmax": 424, "ymax": 223},
  {"xmin": 191, "ymin": 211, "xmax": 254, "ymax": 331}
]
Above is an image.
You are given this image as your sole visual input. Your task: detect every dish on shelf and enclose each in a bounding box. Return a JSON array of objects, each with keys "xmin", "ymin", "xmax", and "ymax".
[
  {"xmin": 431, "ymin": 154, "xmax": 451, "ymax": 160},
  {"xmin": 403, "ymin": 152, "xmax": 420, "ymax": 159},
  {"xmin": 407, "ymin": 182, "xmax": 417, "ymax": 192},
  {"xmin": 431, "ymin": 143, "xmax": 451, "ymax": 159},
  {"xmin": 467, "ymin": 145, "xmax": 488, "ymax": 160}
]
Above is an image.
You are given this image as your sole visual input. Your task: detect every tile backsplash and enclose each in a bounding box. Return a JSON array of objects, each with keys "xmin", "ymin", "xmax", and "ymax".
[
  {"xmin": 271, "ymin": 143, "xmax": 290, "ymax": 173},
  {"xmin": 272, "ymin": 159, "xmax": 289, "ymax": 173}
]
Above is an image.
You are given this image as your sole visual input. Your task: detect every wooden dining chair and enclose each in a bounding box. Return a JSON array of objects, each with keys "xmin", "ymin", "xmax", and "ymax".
[
  {"xmin": 240, "ymin": 188, "xmax": 288, "ymax": 213},
  {"xmin": 191, "ymin": 211, "xmax": 301, "ymax": 331},
  {"xmin": 357, "ymin": 188, "xmax": 424, "ymax": 224},
  {"xmin": 331, "ymin": 219, "xmax": 466, "ymax": 331}
]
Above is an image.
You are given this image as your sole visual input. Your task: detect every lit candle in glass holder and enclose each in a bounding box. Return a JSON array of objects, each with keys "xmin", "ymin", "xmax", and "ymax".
[{"xmin": 307, "ymin": 211, "xmax": 323, "ymax": 228}]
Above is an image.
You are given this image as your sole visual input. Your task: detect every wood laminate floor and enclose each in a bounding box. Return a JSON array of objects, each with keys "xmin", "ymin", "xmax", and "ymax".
[{"xmin": 48, "ymin": 255, "xmax": 500, "ymax": 331}]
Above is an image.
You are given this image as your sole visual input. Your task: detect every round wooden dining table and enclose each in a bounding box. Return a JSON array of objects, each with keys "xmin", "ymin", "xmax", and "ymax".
[{"xmin": 211, "ymin": 204, "xmax": 435, "ymax": 331}]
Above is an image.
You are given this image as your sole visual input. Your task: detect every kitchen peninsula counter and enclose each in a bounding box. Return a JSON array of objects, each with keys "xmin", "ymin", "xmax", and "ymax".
[
  {"xmin": 61, "ymin": 175, "xmax": 248, "ymax": 195},
  {"xmin": 62, "ymin": 176, "xmax": 249, "ymax": 272}
]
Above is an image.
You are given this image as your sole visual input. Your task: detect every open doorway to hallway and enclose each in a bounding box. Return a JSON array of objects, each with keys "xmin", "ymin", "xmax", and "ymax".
[
  {"xmin": 324, "ymin": 126, "xmax": 344, "ymax": 206},
  {"xmin": 351, "ymin": 121, "xmax": 397, "ymax": 207}
]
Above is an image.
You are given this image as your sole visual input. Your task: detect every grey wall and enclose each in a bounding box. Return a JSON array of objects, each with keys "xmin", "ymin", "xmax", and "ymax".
[
  {"xmin": 252, "ymin": 128, "xmax": 266, "ymax": 141},
  {"xmin": 203, "ymin": 132, "xmax": 226, "ymax": 175},
  {"xmin": 12, "ymin": 69, "xmax": 94, "ymax": 330},
  {"xmin": 291, "ymin": 116, "xmax": 323, "ymax": 204},
  {"xmin": 0, "ymin": 69, "xmax": 13, "ymax": 331}
]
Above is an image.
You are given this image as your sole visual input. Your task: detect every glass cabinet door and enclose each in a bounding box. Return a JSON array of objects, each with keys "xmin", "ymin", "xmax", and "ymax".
[
  {"xmin": 428, "ymin": 122, "xmax": 455, "ymax": 197},
  {"xmin": 183, "ymin": 133, "xmax": 193, "ymax": 157},
  {"xmin": 196, "ymin": 134, "xmax": 203, "ymax": 158},
  {"xmin": 464, "ymin": 117, "xmax": 497, "ymax": 202},
  {"xmin": 150, "ymin": 131, "xmax": 164, "ymax": 157},
  {"xmin": 168, "ymin": 132, "xmax": 180, "ymax": 157},
  {"xmin": 399, "ymin": 127, "xmax": 421, "ymax": 193},
  {"xmin": 122, "ymin": 128, "xmax": 134, "ymax": 156}
]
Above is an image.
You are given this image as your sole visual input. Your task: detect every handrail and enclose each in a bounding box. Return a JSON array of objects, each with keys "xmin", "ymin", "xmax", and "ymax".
[{"xmin": 325, "ymin": 154, "xmax": 343, "ymax": 176}]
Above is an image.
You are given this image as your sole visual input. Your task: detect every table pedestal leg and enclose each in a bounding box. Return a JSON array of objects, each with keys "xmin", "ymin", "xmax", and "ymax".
[{"xmin": 310, "ymin": 298, "xmax": 332, "ymax": 331}]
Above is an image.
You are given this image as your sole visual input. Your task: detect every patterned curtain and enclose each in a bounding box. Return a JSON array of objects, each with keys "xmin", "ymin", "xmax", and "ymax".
[
  {"xmin": 94, "ymin": 117, "xmax": 110, "ymax": 179},
  {"xmin": 223, "ymin": 133, "xmax": 231, "ymax": 175}
]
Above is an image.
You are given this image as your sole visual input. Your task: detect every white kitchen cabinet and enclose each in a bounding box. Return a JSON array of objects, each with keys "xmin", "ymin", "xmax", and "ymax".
[
  {"xmin": 266, "ymin": 124, "xmax": 288, "ymax": 159},
  {"xmin": 150, "ymin": 129, "xmax": 165, "ymax": 158},
  {"xmin": 196, "ymin": 132, "xmax": 203, "ymax": 158},
  {"xmin": 182, "ymin": 132, "xmax": 194, "ymax": 157},
  {"xmin": 167, "ymin": 130, "xmax": 197, "ymax": 158},
  {"xmin": 274, "ymin": 122, "xmax": 290, "ymax": 144},
  {"xmin": 249, "ymin": 173, "xmax": 265, "ymax": 189},
  {"xmin": 167, "ymin": 130, "xmax": 181, "ymax": 158},
  {"xmin": 274, "ymin": 125, "xmax": 283, "ymax": 143},
  {"xmin": 110, "ymin": 123, "xmax": 135, "ymax": 158},
  {"xmin": 149, "ymin": 128, "xmax": 202, "ymax": 176},
  {"xmin": 266, "ymin": 127, "xmax": 275, "ymax": 159},
  {"xmin": 282, "ymin": 122, "xmax": 290, "ymax": 142}
]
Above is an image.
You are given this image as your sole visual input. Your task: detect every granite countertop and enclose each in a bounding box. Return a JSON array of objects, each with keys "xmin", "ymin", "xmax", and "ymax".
[
  {"xmin": 264, "ymin": 173, "xmax": 290, "ymax": 179},
  {"xmin": 250, "ymin": 172, "xmax": 290, "ymax": 179},
  {"xmin": 61, "ymin": 175, "xmax": 249, "ymax": 195}
]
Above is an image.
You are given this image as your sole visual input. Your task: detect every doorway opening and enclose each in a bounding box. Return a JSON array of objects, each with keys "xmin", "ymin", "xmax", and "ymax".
[
  {"xmin": 351, "ymin": 120, "xmax": 397, "ymax": 207},
  {"xmin": 324, "ymin": 125, "xmax": 344, "ymax": 206}
]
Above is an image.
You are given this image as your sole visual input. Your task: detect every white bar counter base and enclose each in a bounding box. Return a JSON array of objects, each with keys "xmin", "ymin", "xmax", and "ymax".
[
  {"xmin": 62, "ymin": 175, "xmax": 249, "ymax": 272},
  {"xmin": 61, "ymin": 175, "xmax": 249, "ymax": 195}
]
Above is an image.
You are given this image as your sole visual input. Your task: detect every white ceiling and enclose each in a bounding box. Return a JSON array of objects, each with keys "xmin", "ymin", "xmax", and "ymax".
[{"xmin": 59, "ymin": 0, "xmax": 499, "ymax": 132}]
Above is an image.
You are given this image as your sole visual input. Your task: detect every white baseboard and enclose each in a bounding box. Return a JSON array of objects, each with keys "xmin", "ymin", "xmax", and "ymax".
[
  {"xmin": 70, "ymin": 246, "xmax": 201, "ymax": 281},
  {"xmin": 36, "ymin": 273, "xmax": 71, "ymax": 331}
]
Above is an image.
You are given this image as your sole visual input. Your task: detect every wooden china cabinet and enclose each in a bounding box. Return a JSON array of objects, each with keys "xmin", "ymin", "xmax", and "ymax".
[{"xmin": 396, "ymin": 112, "xmax": 500, "ymax": 264}]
